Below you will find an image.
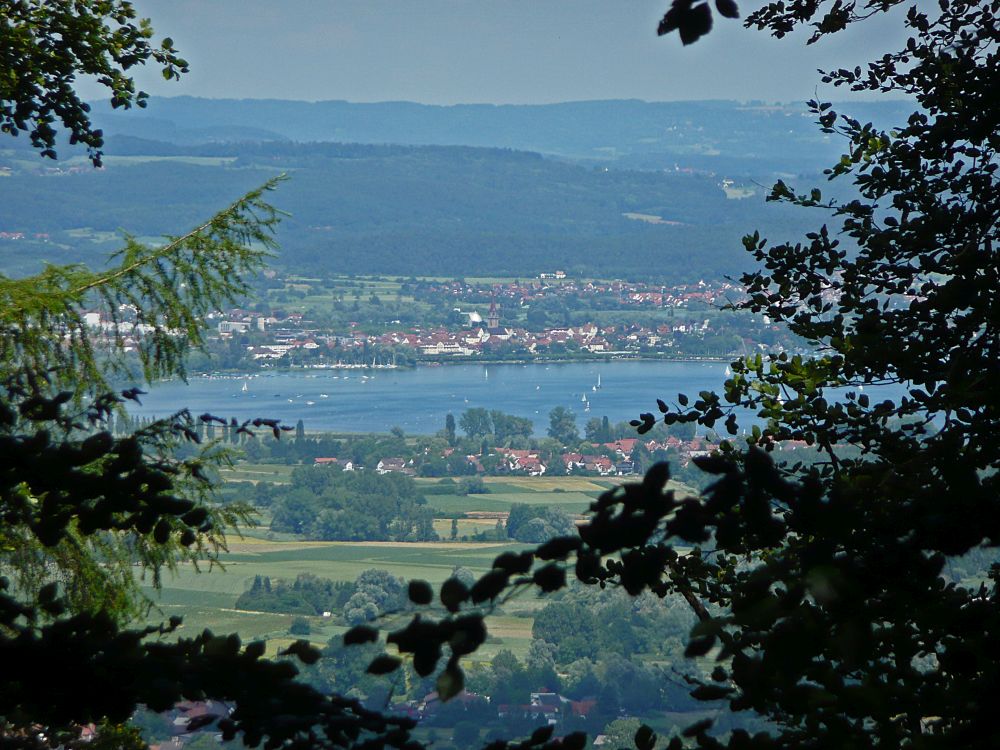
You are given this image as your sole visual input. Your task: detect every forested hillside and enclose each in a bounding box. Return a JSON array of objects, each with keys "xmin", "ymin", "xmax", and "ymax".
[{"xmin": 0, "ymin": 140, "xmax": 814, "ymax": 280}]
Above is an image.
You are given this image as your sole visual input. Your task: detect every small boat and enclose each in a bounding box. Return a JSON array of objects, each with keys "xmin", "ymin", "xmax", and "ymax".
[
  {"xmin": 724, "ymin": 366, "xmax": 732, "ymax": 377},
  {"xmin": 320, "ymin": 394, "xmax": 329, "ymax": 398},
  {"xmin": 241, "ymin": 380, "xmax": 249, "ymax": 392},
  {"xmin": 592, "ymin": 373, "xmax": 602, "ymax": 391}
]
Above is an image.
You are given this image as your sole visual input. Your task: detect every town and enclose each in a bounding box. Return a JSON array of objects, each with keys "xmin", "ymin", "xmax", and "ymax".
[{"xmin": 173, "ymin": 273, "xmax": 805, "ymax": 369}]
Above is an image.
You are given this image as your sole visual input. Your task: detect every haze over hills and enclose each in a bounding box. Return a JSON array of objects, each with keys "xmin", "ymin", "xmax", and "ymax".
[
  {"xmin": 0, "ymin": 97, "xmax": 892, "ymax": 279},
  {"xmin": 86, "ymin": 96, "xmax": 913, "ymax": 175}
]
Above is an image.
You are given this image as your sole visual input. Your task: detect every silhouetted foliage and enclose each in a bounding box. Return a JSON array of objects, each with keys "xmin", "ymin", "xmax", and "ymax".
[
  {"xmin": 352, "ymin": 2, "xmax": 1000, "ymax": 749},
  {"xmin": 5, "ymin": 2, "xmax": 999, "ymax": 750},
  {"xmin": 0, "ymin": 0, "xmax": 188, "ymax": 164}
]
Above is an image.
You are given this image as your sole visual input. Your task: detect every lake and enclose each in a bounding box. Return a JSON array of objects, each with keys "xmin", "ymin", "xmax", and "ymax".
[
  {"xmin": 128, "ymin": 360, "xmax": 731, "ymax": 435},
  {"xmin": 129, "ymin": 360, "xmax": 906, "ymax": 436}
]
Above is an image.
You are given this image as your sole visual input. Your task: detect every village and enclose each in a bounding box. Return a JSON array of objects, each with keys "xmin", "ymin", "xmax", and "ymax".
[
  {"xmin": 316, "ymin": 435, "xmax": 715, "ymax": 480},
  {"xmin": 196, "ymin": 274, "xmax": 788, "ymax": 367}
]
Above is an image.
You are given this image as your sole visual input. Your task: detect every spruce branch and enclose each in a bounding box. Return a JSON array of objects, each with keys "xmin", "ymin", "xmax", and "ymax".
[{"xmin": 0, "ymin": 177, "xmax": 285, "ymax": 394}]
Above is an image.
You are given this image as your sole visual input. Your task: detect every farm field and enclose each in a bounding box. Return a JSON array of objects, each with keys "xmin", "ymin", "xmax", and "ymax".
[
  {"xmin": 431, "ymin": 517, "xmax": 502, "ymax": 537},
  {"xmin": 151, "ymin": 467, "xmax": 697, "ymax": 658},
  {"xmin": 425, "ymin": 491, "xmax": 595, "ymax": 515},
  {"xmin": 421, "ymin": 474, "xmax": 693, "ymax": 517},
  {"xmin": 480, "ymin": 476, "xmax": 617, "ymax": 492},
  {"xmin": 141, "ymin": 536, "xmax": 539, "ymax": 658},
  {"xmin": 220, "ymin": 462, "xmax": 295, "ymax": 484}
]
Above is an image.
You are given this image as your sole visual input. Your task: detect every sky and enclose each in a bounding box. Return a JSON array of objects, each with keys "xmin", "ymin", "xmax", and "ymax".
[{"xmin": 82, "ymin": 1, "xmax": 912, "ymax": 105}]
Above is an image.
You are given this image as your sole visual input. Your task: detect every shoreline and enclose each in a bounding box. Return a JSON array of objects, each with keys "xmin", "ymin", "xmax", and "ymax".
[{"xmin": 194, "ymin": 353, "xmax": 734, "ymax": 378}]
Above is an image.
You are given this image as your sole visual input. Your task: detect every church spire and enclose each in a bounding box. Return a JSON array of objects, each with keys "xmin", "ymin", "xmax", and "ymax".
[{"xmin": 488, "ymin": 290, "xmax": 500, "ymax": 330}]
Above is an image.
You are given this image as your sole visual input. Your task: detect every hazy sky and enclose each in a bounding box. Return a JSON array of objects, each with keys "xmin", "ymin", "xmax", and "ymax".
[{"xmin": 87, "ymin": 1, "xmax": 910, "ymax": 105}]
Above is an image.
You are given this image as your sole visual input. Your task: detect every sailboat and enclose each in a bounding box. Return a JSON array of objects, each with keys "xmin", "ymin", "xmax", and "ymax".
[
  {"xmin": 583, "ymin": 396, "xmax": 591, "ymax": 412},
  {"xmin": 724, "ymin": 365, "xmax": 732, "ymax": 377},
  {"xmin": 241, "ymin": 379, "xmax": 249, "ymax": 393},
  {"xmin": 592, "ymin": 373, "xmax": 602, "ymax": 392},
  {"xmin": 581, "ymin": 393, "xmax": 588, "ymax": 402}
]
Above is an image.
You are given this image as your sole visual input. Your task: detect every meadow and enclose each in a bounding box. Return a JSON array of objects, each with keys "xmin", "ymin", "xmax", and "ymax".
[
  {"xmin": 142, "ymin": 536, "xmax": 536, "ymax": 658},
  {"xmin": 146, "ymin": 471, "xmax": 693, "ymax": 658}
]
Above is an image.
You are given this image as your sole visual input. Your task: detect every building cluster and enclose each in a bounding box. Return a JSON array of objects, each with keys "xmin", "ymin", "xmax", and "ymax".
[
  {"xmin": 315, "ymin": 437, "xmax": 714, "ymax": 479},
  {"xmin": 395, "ymin": 690, "xmax": 596, "ymax": 725},
  {"xmin": 212, "ymin": 306, "xmax": 715, "ymax": 362},
  {"xmin": 413, "ymin": 277, "xmax": 741, "ymax": 309}
]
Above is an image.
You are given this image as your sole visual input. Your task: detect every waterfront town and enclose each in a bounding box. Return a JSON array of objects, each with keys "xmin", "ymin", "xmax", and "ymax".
[{"xmin": 158, "ymin": 274, "xmax": 802, "ymax": 367}]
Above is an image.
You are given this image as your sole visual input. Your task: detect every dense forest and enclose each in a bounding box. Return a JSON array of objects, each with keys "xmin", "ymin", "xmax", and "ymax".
[{"xmin": 0, "ymin": 139, "xmax": 816, "ymax": 280}]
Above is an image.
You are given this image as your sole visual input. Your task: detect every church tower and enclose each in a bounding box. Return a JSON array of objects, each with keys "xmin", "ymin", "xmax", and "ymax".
[{"xmin": 488, "ymin": 291, "xmax": 500, "ymax": 331}]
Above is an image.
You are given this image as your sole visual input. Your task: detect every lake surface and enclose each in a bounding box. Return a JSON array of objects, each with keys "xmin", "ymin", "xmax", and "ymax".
[
  {"xmin": 129, "ymin": 361, "xmax": 731, "ymax": 435},
  {"xmin": 130, "ymin": 360, "xmax": 907, "ymax": 436}
]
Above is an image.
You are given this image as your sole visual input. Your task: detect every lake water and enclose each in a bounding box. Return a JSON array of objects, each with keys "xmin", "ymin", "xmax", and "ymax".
[
  {"xmin": 129, "ymin": 361, "xmax": 731, "ymax": 435},
  {"xmin": 129, "ymin": 360, "xmax": 907, "ymax": 436}
]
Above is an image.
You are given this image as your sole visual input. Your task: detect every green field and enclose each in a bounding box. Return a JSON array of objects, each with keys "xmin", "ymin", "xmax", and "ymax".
[
  {"xmin": 425, "ymin": 491, "xmax": 595, "ymax": 515},
  {"xmin": 220, "ymin": 462, "xmax": 295, "ymax": 484},
  {"xmin": 432, "ymin": 517, "xmax": 503, "ymax": 537},
  {"xmin": 159, "ymin": 467, "xmax": 694, "ymax": 658},
  {"xmin": 481, "ymin": 476, "xmax": 616, "ymax": 492},
  {"xmin": 422, "ymin": 475, "xmax": 692, "ymax": 516},
  {"xmin": 141, "ymin": 536, "xmax": 539, "ymax": 656}
]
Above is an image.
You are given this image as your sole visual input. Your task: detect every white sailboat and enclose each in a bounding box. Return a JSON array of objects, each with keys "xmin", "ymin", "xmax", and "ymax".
[
  {"xmin": 724, "ymin": 365, "xmax": 732, "ymax": 377},
  {"xmin": 241, "ymin": 379, "xmax": 249, "ymax": 393},
  {"xmin": 592, "ymin": 373, "xmax": 602, "ymax": 392}
]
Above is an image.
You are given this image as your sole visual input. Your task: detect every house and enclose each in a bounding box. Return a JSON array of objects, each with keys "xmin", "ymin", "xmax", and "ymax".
[
  {"xmin": 580, "ymin": 455, "xmax": 614, "ymax": 475},
  {"xmin": 615, "ymin": 460, "xmax": 636, "ymax": 475},
  {"xmin": 314, "ymin": 457, "xmax": 354, "ymax": 470},
  {"xmin": 418, "ymin": 690, "xmax": 486, "ymax": 718},
  {"xmin": 515, "ymin": 455, "xmax": 547, "ymax": 476},
  {"xmin": 497, "ymin": 448, "xmax": 547, "ymax": 476},
  {"xmin": 603, "ymin": 438, "xmax": 638, "ymax": 457},
  {"xmin": 218, "ymin": 320, "xmax": 250, "ymax": 335},
  {"xmin": 376, "ymin": 458, "xmax": 414, "ymax": 475}
]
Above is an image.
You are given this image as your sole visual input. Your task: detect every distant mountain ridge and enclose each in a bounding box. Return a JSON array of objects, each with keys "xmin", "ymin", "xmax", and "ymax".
[
  {"xmin": 0, "ymin": 97, "xmax": 890, "ymax": 279},
  {"xmin": 90, "ymin": 96, "xmax": 914, "ymax": 176}
]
